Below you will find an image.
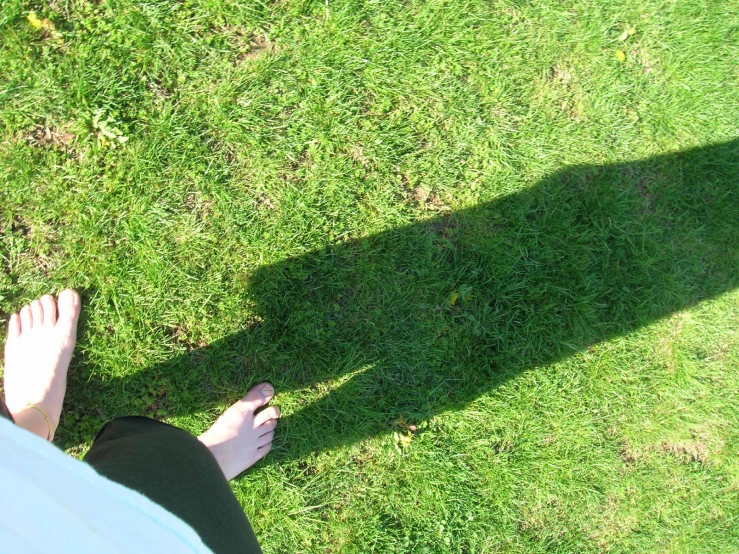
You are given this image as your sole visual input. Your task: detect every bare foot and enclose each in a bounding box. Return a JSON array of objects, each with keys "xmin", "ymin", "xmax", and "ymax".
[
  {"xmin": 198, "ymin": 383, "xmax": 280, "ymax": 480},
  {"xmin": 3, "ymin": 290, "xmax": 81, "ymax": 440}
]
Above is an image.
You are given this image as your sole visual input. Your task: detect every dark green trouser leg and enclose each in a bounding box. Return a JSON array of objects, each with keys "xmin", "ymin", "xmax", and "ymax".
[{"xmin": 84, "ymin": 416, "xmax": 261, "ymax": 554}]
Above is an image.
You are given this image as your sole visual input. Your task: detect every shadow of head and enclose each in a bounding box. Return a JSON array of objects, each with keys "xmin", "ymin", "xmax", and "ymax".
[{"xmin": 60, "ymin": 139, "xmax": 739, "ymax": 461}]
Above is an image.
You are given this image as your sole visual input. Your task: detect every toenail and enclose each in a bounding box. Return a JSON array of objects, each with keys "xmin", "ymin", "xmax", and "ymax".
[{"xmin": 261, "ymin": 384, "xmax": 275, "ymax": 397}]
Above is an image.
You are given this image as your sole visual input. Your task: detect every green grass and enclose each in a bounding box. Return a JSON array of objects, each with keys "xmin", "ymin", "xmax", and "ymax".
[{"xmin": 2, "ymin": 0, "xmax": 739, "ymax": 551}]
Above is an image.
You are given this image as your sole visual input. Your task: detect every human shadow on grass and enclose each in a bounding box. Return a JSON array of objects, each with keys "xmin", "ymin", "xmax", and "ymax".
[{"xmin": 60, "ymin": 139, "xmax": 739, "ymax": 463}]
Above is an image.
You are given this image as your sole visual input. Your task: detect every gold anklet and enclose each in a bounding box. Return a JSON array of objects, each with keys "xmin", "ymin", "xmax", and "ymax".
[{"xmin": 22, "ymin": 405, "xmax": 52, "ymax": 441}]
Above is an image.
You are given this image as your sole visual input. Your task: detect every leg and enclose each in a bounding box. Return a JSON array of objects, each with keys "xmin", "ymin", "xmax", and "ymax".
[
  {"xmin": 83, "ymin": 383, "xmax": 280, "ymax": 554},
  {"xmin": 4, "ymin": 291, "xmax": 280, "ymax": 552},
  {"xmin": 3, "ymin": 290, "xmax": 80, "ymax": 439},
  {"xmin": 84, "ymin": 416, "xmax": 263, "ymax": 554}
]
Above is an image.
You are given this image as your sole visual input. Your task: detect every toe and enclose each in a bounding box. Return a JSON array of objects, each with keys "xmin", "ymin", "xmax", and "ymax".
[
  {"xmin": 30, "ymin": 300, "xmax": 43, "ymax": 327},
  {"xmin": 255, "ymin": 405, "xmax": 280, "ymax": 426},
  {"xmin": 257, "ymin": 430, "xmax": 274, "ymax": 447},
  {"xmin": 39, "ymin": 295, "xmax": 57, "ymax": 327},
  {"xmin": 7, "ymin": 313, "xmax": 20, "ymax": 340},
  {"xmin": 19, "ymin": 305, "xmax": 33, "ymax": 330},
  {"xmin": 56, "ymin": 289, "xmax": 81, "ymax": 331},
  {"xmin": 237, "ymin": 382, "xmax": 275, "ymax": 413},
  {"xmin": 259, "ymin": 418, "xmax": 277, "ymax": 435}
]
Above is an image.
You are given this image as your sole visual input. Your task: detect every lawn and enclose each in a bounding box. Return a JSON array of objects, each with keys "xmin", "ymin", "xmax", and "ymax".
[{"xmin": 2, "ymin": 0, "xmax": 739, "ymax": 551}]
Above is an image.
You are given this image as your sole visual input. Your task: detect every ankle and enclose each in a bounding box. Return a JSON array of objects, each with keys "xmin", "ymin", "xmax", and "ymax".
[
  {"xmin": 11, "ymin": 405, "xmax": 55, "ymax": 441},
  {"xmin": 197, "ymin": 432, "xmax": 230, "ymax": 476},
  {"xmin": 197, "ymin": 428, "xmax": 223, "ymax": 453}
]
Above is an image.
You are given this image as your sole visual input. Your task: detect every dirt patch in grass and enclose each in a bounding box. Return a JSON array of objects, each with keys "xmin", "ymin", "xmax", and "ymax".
[
  {"xmin": 3, "ymin": 215, "xmax": 63, "ymax": 277},
  {"xmin": 545, "ymin": 64, "xmax": 585, "ymax": 121},
  {"xmin": 222, "ymin": 26, "xmax": 275, "ymax": 63},
  {"xmin": 659, "ymin": 441, "xmax": 709, "ymax": 464},
  {"xmin": 621, "ymin": 434, "xmax": 722, "ymax": 466},
  {"xmin": 547, "ymin": 65, "xmax": 573, "ymax": 87},
  {"xmin": 8, "ymin": 216, "xmax": 32, "ymax": 239},
  {"xmin": 243, "ymin": 35, "xmax": 274, "ymax": 61},
  {"xmin": 257, "ymin": 192, "xmax": 276, "ymax": 211},
  {"xmin": 165, "ymin": 323, "xmax": 212, "ymax": 352},
  {"xmin": 426, "ymin": 192, "xmax": 449, "ymax": 212},
  {"xmin": 517, "ymin": 496, "xmax": 568, "ymax": 541},
  {"xmin": 412, "ymin": 185, "xmax": 428, "ymax": 203},
  {"xmin": 25, "ymin": 124, "xmax": 75, "ymax": 149},
  {"xmin": 348, "ymin": 145, "xmax": 371, "ymax": 168},
  {"xmin": 149, "ymin": 80, "xmax": 172, "ymax": 100},
  {"xmin": 588, "ymin": 494, "xmax": 638, "ymax": 551},
  {"xmin": 639, "ymin": 48, "xmax": 660, "ymax": 76},
  {"xmin": 184, "ymin": 191, "xmax": 213, "ymax": 221},
  {"xmin": 620, "ymin": 439, "xmax": 645, "ymax": 464},
  {"xmin": 425, "ymin": 214, "xmax": 458, "ymax": 243},
  {"xmin": 408, "ymin": 183, "xmax": 450, "ymax": 213}
]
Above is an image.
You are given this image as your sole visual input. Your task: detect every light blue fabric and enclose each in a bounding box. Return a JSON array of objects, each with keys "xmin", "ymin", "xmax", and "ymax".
[{"xmin": 0, "ymin": 417, "xmax": 212, "ymax": 553}]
